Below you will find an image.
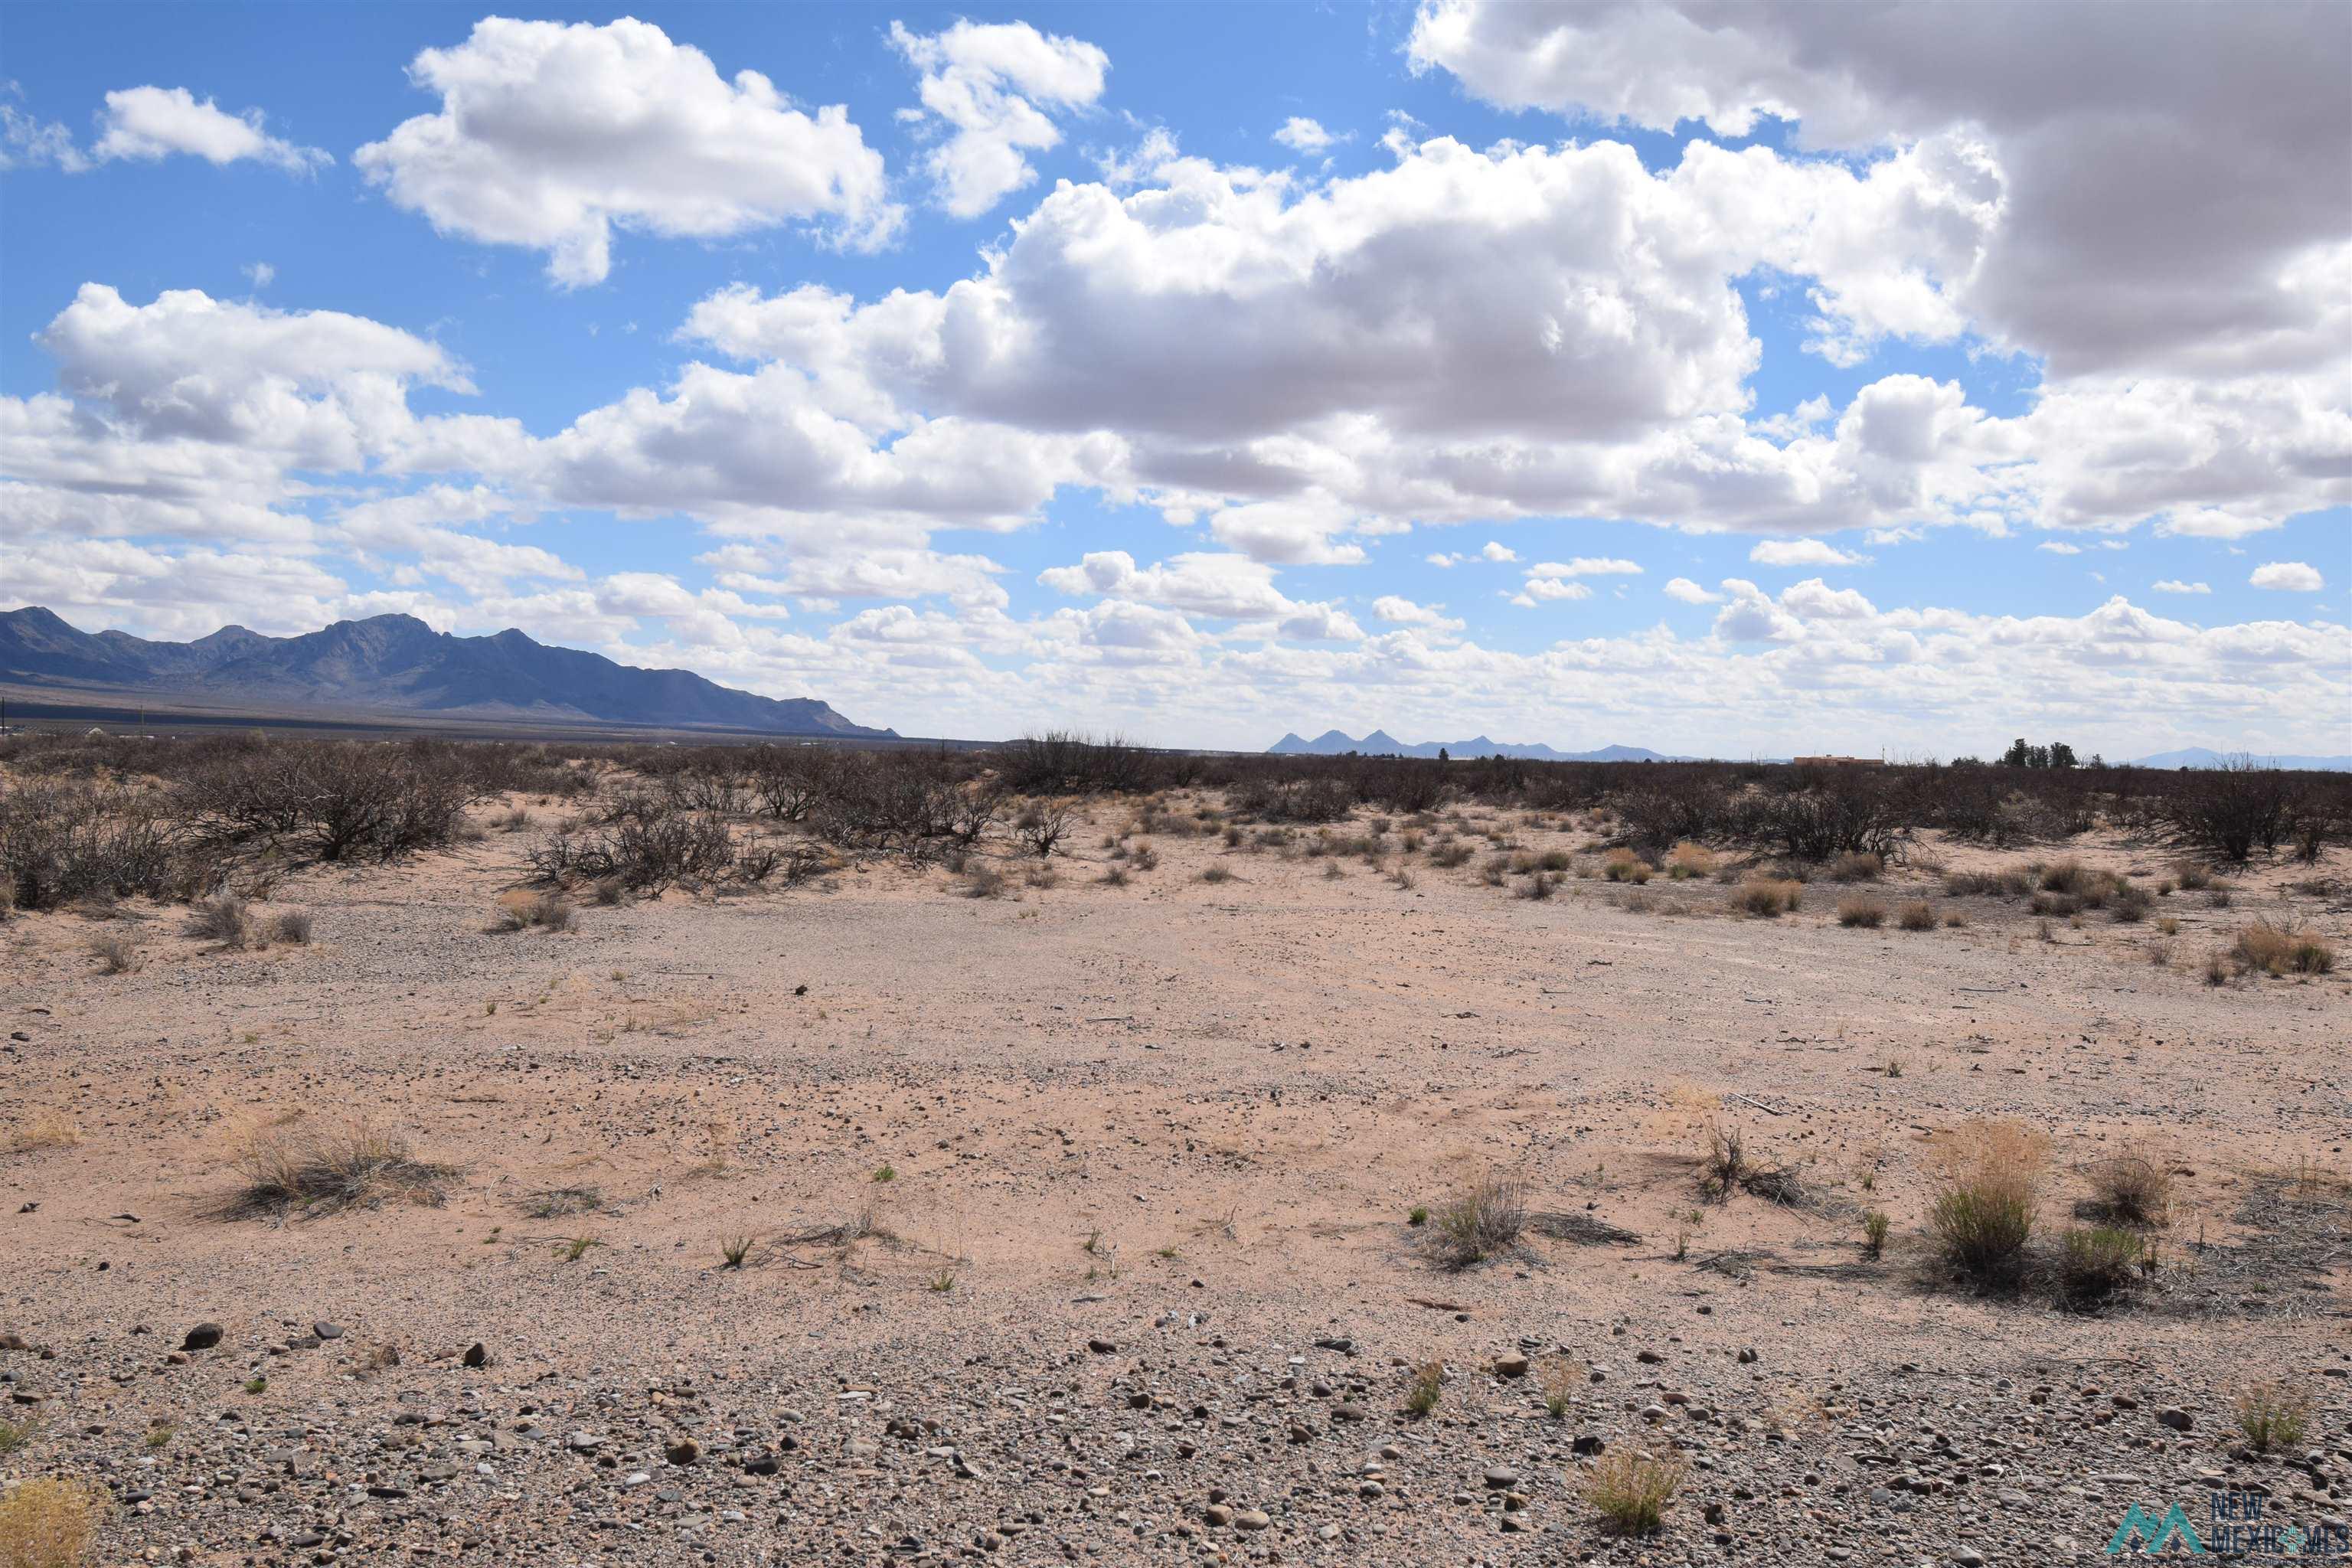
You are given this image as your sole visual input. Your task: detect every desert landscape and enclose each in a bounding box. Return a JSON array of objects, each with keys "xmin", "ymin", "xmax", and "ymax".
[{"xmin": 2, "ymin": 734, "xmax": 2345, "ymax": 1566}]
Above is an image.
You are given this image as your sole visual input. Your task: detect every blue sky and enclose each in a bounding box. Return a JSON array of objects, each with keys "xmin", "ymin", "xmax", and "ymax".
[{"xmin": 2, "ymin": 2, "xmax": 2345, "ymax": 755}]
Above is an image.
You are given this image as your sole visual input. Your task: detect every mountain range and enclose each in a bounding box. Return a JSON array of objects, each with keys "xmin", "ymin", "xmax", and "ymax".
[
  {"xmin": 2128, "ymin": 746, "xmax": 2351, "ymax": 772},
  {"xmin": 1268, "ymin": 729, "xmax": 1686, "ymax": 762},
  {"xmin": 0, "ymin": 606, "xmax": 891, "ymax": 737}
]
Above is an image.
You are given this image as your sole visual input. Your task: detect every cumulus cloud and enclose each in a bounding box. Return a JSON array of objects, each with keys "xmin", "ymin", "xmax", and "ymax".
[
  {"xmin": 1663, "ymin": 577, "xmax": 1722, "ymax": 604},
  {"xmin": 890, "ymin": 19, "xmax": 1108, "ymax": 217},
  {"xmin": 1479, "ymin": 541, "xmax": 1517, "ymax": 562},
  {"xmin": 1749, "ymin": 538, "xmax": 1864, "ymax": 567},
  {"xmin": 1371, "ymin": 594, "xmax": 1463, "ymax": 634},
  {"xmin": 354, "ymin": 18, "xmax": 897, "ymax": 286},
  {"xmin": 2250, "ymin": 562, "xmax": 2324, "ymax": 592},
  {"xmin": 93, "ymin": 87, "xmax": 328, "ymax": 174},
  {"xmin": 1408, "ymin": 0, "xmax": 2352, "ymax": 380},
  {"xmin": 2151, "ymin": 580, "xmax": 2210, "ymax": 595},
  {"xmin": 1272, "ymin": 116, "xmax": 1338, "ymax": 153}
]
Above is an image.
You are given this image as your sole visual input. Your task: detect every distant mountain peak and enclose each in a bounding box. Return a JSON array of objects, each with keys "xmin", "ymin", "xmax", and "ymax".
[
  {"xmin": 1266, "ymin": 728, "xmax": 1694, "ymax": 762},
  {"xmin": 0, "ymin": 605, "xmax": 896, "ymax": 738}
]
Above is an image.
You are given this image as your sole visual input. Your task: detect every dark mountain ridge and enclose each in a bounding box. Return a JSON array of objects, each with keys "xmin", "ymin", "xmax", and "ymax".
[{"xmin": 0, "ymin": 606, "xmax": 890, "ymax": 737}]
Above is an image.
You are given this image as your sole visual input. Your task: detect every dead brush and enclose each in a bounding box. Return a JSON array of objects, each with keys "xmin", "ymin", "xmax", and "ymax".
[
  {"xmin": 1697, "ymin": 1117, "xmax": 1746, "ymax": 1200},
  {"xmin": 88, "ymin": 932, "xmax": 143, "ymax": 974},
  {"xmin": 2230, "ymin": 920, "xmax": 2334, "ymax": 976},
  {"xmin": 226, "ymin": 1116, "xmax": 454, "ymax": 1218},
  {"xmin": 1828, "ymin": 851, "xmax": 1883, "ymax": 882},
  {"xmin": 1730, "ymin": 877, "xmax": 1803, "ymax": 916},
  {"xmin": 1664, "ymin": 841, "xmax": 1714, "ymax": 880},
  {"xmin": 1836, "ymin": 896, "xmax": 1886, "ymax": 928},
  {"xmin": 959, "ymin": 864, "xmax": 1010, "ymax": 899},
  {"xmin": 185, "ymin": 892, "xmax": 250, "ymax": 947},
  {"xmin": 0, "ymin": 1475, "xmax": 105, "ymax": 1568},
  {"xmin": 6, "ymin": 1108, "xmax": 81, "ymax": 1155},
  {"xmin": 1602, "ymin": 849, "xmax": 1652, "ymax": 884},
  {"xmin": 489, "ymin": 893, "xmax": 573, "ymax": 933},
  {"xmin": 2082, "ymin": 1145, "xmax": 2173, "ymax": 1227},
  {"xmin": 1430, "ymin": 1172, "xmax": 1528, "ymax": 1269}
]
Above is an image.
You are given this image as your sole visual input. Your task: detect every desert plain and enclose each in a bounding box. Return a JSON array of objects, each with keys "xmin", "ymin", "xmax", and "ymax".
[{"xmin": 3, "ymin": 768, "xmax": 2347, "ymax": 1567}]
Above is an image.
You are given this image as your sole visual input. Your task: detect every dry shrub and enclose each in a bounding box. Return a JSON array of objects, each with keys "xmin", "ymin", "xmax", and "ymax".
[
  {"xmin": 489, "ymin": 893, "xmax": 573, "ymax": 933},
  {"xmin": 1944, "ymin": 867, "xmax": 2034, "ymax": 898},
  {"xmin": 1585, "ymin": 1449, "xmax": 1686, "ymax": 1535},
  {"xmin": 1730, "ymin": 877, "xmax": 1803, "ymax": 916},
  {"xmin": 1664, "ymin": 841, "xmax": 1714, "ymax": 880},
  {"xmin": 1602, "ymin": 849, "xmax": 1651, "ymax": 884},
  {"xmin": 1897, "ymin": 901, "xmax": 1937, "ymax": 931},
  {"xmin": 959, "ymin": 864, "xmax": 1009, "ymax": 899},
  {"xmin": 2233, "ymin": 1380, "xmax": 2311, "ymax": 1452},
  {"xmin": 270, "ymin": 910, "xmax": 313, "ymax": 945},
  {"xmin": 0, "ymin": 1476, "xmax": 104, "ymax": 1568},
  {"xmin": 1828, "ymin": 851, "xmax": 1883, "ymax": 882},
  {"xmin": 2053, "ymin": 1225, "xmax": 2145, "ymax": 1309},
  {"xmin": 1697, "ymin": 1116, "xmax": 1744, "ymax": 1200},
  {"xmin": 2085, "ymin": 1145, "xmax": 2172, "ymax": 1226},
  {"xmin": 1429, "ymin": 841, "xmax": 1474, "ymax": 868},
  {"xmin": 184, "ymin": 892, "xmax": 250, "ymax": 947},
  {"xmin": 227, "ymin": 1117, "xmax": 453, "ymax": 1217},
  {"xmin": 1929, "ymin": 1120, "xmax": 2047, "ymax": 1284},
  {"xmin": 1403, "ymin": 1360, "xmax": 1444, "ymax": 1416},
  {"xmin": 2231, "ymin": 920, "xmax": 2334, "ymax": 976},
  {"xmin": 87, "ymin": 933, "xmax": 142, "ymax": 974},
  {"xmin": 6, "ymin": 1109, "xmax": 81, "ymax": 1155},
  {"xmin": 1432, "ymin": 1172, "xmax": 1527, "ymax": 1269},
  {"xmin": 1836, "ymin": 896, "xmax": 1886, "ymax": 928}
]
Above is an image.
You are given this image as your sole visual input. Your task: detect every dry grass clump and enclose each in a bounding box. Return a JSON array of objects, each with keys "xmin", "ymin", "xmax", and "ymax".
[
  {"xmin": 1664, "ymin": 841, "xmax": 1714, "ymax": 880},
  {"xmin": 227, "ymin": 1117, "xmax": 454, "ymax": 1217},
  {"xmin": 489, "ymin": 893, "xmax": 573, "ymax": 933},
  {"xmin": 1197, "ymin": 864, "xmax": 1235, "ymax": 884},
  {"xmin": 2084, "ymin": 1145, "xmax": 2172, "ymax": 1227},
  {"xmin": 1602, "ymin": 849, "xmax": 1652, "ymax": 884},
  {"xmin": 1836, "ymin": 896, "xmax": 1886, "ymax": 928},
  {"xmin": 959, "ymin": 864, "xmax": 1010, "ymax": 899},
  {"xmin": 1945, "ymin": 866, "xmax": 2035, "ymax": 898},
  {"xmin": 6, "ymin": 1109, "xmax": 82, "ymax": 1155},
  {"xmin": 1585, "ymin": 1449, "xmax": 1687, "ymax": 1535},
  {"xmin": 1430, "ymin": 1173, "xmax": 1527, "ymax": 1269},
  {"xmin": 1696, "ymin": 1117, "xmax": 1744, "ymax": 1200},
  {"xmin": 1896, "ymin": 900, "xmax": 1937, "ymax": 931},
  {"xmin": 1828, "ymin": 851, "xmax": 1883, "ymax": 882},
  {"xmin": 270, "ymin": 910, "xmax": 313, "ymax": 945},
  {"xmin": 2230, "ymin": 920, "xmax": 2334, "ymax": 976},
  {"xmin": 184, "ymin": 892, "xmax": 250, "ymax": 947},
  {"xmin": 2053, "ymin": 1225, "xmax": 2146, "ymax": 1309},
  {"xmin": 0, "ymin": 1475, "xmax": 105, "ymax": 1568},
  {"xmin": 1428, "ymin": 841, "xmax": 1474, "ymax": 868},
  {"xmin": 1730, "ymin": 877, "xmax": 1803, "ymax": 916},
  {"xmin": 87, "ymin": 933, "xmax": 142, "ymax": 974},
  {"xmin": 1929, "ymin": 1120, "xmax": 2048, "ymax": 1284},
  {"xmin": 2233, "ymin": 1380, "xmax": 2311, "ymax": 1452},
  {"xmin": 1403, "ymin": 1360, "xmax": 1444, "ymax": 1416}
]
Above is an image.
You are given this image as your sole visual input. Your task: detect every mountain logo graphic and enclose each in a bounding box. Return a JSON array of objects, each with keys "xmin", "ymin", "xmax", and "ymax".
[{"xmin": 2106, "ymin": 1501, "xmax": 2208, "ymax": 1555}]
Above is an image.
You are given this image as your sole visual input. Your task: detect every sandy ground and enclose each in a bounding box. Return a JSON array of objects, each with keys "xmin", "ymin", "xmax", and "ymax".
[{"xmin": 2, "ymin": 796, "xmax": 2347, "ymax": 1566}]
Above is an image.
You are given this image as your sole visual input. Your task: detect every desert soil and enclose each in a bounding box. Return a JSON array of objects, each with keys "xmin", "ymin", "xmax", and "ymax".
[{"xmin": 3, "ymin": 798, "xmax": 2347, "ymax": 1566}]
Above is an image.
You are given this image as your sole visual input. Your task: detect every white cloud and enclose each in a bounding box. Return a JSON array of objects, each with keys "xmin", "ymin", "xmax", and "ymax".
[
  {"xmin": 1664, "ymin": 577, "xmax": 1722, "ymax": 604},
  {"xmin": 2036, "ymin": 541, "xmax": 2082, "ymax": 555},
  {"xmin": 2151, "ymin": 580, "xmax": 2210, "ymax": 595},
  {"xmin": 1, "ymin": 103, "xmax": 89, "ymax": 172},
  {"xmin": 1371, "ymin": 594, "xmax": 1463, "ymax": 634},
  {"xmin": 1479, "ymin": 541, "xmax": 1517, "ymax": 562},
  {"xmin": 2250, "ymin": 562, "xmax": 2324, "ymax": 592},
  {"xmin": 1749, "ymin": 538, "xmax": 1864, "ymax": 567},
  {"xmin": 242, "ymin": 261, "xmax": 274, "ymax": 289},
  {"xmin": 890, "ymin": 19, "xmax": 1109, "ymax": 218},
  {"xmin": 1272, "ymin": 116, "xmax": 1338, "ymax": 154},
  {"xmin": 354, "ymin": 18, "xmax": 897, "ymax": 287},
  {"xmin": 1408, "ymin": 0, "xmax": 2352, "ymax": 381},
  {"xmin": 1514, "ymin": 577, "xmax": 1591, "ymax": 604},
  {"xmin": 93, "ymin": 87, "xmax": 328, "ymax": 174},
  {"xmin": 1529, "ymin": 557, "xmax": 1642, "ymax": 578}
]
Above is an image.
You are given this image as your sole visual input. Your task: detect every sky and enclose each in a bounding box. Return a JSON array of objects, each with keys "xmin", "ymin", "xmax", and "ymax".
[{"xmin": 2, "ymin": 1, "xmax": 2347, "ymax": 757}]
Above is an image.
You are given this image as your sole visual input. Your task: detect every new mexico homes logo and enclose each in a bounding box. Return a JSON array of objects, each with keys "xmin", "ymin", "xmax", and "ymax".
[{"xmin": 2105, "ymin": 1489, "xmax": 2350, "ymax": 1558}]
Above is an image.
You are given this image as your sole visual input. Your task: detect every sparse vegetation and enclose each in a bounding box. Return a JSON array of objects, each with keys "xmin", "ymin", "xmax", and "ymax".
[
  {"xmin": 2053, "ymin": 1225, "xmax": 2145, "ymax": 1309},
  {"xmin": 1897, "ymin": 900, "xmax": 1936, "ymax": 931},
  {"xmin": 1730, "ymin": 877, "xmax": 1803, "ymax": 916},
  {"xmin": 1862, "ymin": 1210, "xmax": 1891, "ymax": 1256},
  {"xmin": 2230, "ymin": 920, "xmax": 2334, "ymax": 976},
  {"xmin": 1836, "ymin": 896, "xmax": 1886, "ymax": 928},
  {"xmin": 0, "ymin": 1475, "xmax": 104, "ymax": 1568},
  {"xmin": 87, "ymin": 932, "xmax": 142, "ymax": 974},
  {"xmin": 1585, "ymin": 1449, "xmax": 1686, "ymax": 1535},
  {"xmin": 1431, "ymin": 1173, "xmax": 1527, "ymax": 1268},
  {"xmin": 2085, "ymin": 1145, "xmax": 2172, "ymax": 1226},
  {"xmin": 1928, "ymin": 1121, "xmax": 2048, "ymax": 1285},
  {"xmin": 6, "ymin": 1109, "xmax": 81, "ymax": 1155},
  {"xmin": 1404, "ymin": 1360, "xmax": 1444, "ymax": 1416},
  {"xmin": 2233, "ymin": 1380, "xmax": 2311, "ymax": 1452},
  {"xmin": 228, "ymin": 1117, "xmax": 452, "ymax": 1217}
]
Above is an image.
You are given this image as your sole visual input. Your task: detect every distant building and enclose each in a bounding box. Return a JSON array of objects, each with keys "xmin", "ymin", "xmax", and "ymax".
[{"xmin": 1792, "ymin": 755, "xmax": 1884, "ymax": 768}]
